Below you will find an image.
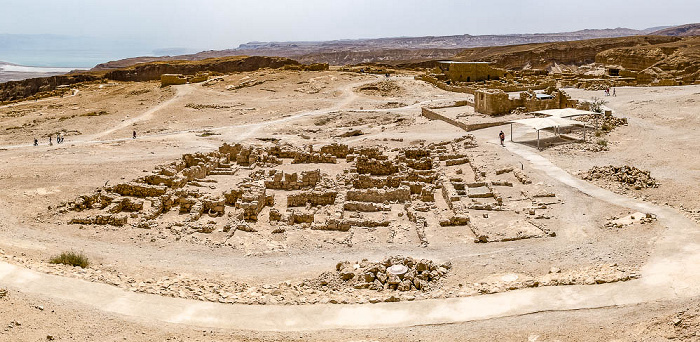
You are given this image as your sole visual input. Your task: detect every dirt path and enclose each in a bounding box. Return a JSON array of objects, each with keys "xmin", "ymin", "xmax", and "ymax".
[
  {"xmin": 89, "ymin": 84, "xmax": 195, "ymax": 140},
  {"xmin": 2, "ymin": 130, "xmax": 699, "ymax": 331},
  {"xmin": 0, "ymin": 77, "xmax": 382, "ymax": 151}
]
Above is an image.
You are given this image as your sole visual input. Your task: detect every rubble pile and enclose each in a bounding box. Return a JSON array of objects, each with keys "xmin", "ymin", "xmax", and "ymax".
[
  {"xmin": 575, "ymin": 113, "xmax": 628, "ymax": 132},
  {"xmin": 333, "ymin": 256, "xmax": 451, "ymax": 292},
  {"xmin": 583, "ymin": 165, "xmax": 659, "ymax": 189}
]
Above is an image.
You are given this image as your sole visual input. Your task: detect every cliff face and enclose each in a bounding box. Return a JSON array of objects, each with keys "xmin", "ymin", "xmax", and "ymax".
[
  {"xmin": 103, "ymin": 56, "xmax": 299, "ymax": 82},
  {"xmin": 595, "ymin": 46, "xmax": 679, "ymax": 70},
  {"xmin": 0, "ymin": 73, "xmax": 100, "ymax": 103}
]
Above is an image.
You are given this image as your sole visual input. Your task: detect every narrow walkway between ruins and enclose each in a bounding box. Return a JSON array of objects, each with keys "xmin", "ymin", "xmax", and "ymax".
[{"xmin": 2, "ymin": 127, "xmax": 699, "ymax": 331}]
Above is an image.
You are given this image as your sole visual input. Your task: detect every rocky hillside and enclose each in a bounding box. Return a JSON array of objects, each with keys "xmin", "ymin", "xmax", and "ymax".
[
  {"xmin": 452, "ymin": 36, "xmax": 683, "ymax": 69},
  {"xmin": 596, "ymin": 36, "xmax": 700, "ymax": 84}
]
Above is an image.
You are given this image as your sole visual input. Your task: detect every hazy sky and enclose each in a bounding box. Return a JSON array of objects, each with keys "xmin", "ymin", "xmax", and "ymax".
[
  {"xmin": 2, "ymin": 0, "xmax": 698, "ymax": 49},
  {"xmin": 0, "ymin": 0, "xmax": 698, "ymax": 66}
]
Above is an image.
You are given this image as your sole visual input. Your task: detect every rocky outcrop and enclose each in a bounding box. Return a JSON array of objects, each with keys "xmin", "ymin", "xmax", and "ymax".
[
  {"xmin": 104, "ymin": 56, "xmax": 299, "ymax": 82},
  {"xmin": 0, "ymin": 73, "xmax": 99, "ymax": 103}
]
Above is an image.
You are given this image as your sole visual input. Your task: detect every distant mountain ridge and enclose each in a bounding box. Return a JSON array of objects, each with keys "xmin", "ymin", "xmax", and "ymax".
[
  {"xmin": 651, "ymin": 23, "xmax": 700, "ymax": 36},
  {"xmin": 95, "ymin": 26, "xmax": 673, "ymax": 69},
  {"xmin": 236, "ymin": 27, "xmax": 664, "ymax": 51}
]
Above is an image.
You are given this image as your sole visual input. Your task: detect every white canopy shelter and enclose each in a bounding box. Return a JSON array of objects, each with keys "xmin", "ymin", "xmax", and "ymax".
[
  {"xmin": 511, "ymin": 117, "xmax": 583, "ymax": 131},
  {"xmin": 531, "ymin": 108, "xmax": 600, "ymax": 118},
  {"xmin": 509, "ymin": 116, "xmax": 589, "ymax": 150}
]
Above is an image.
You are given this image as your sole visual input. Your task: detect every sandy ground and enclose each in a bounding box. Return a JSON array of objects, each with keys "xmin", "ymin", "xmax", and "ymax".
[{"xmin": 0, "ymin": 70, "xmax": 698, "ymax": 340}]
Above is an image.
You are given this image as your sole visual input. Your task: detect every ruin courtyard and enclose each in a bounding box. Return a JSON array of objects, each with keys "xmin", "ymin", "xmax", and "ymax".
[{"xmin": 0, "ymin": 62, "xmax": 699, "ymax": 341}]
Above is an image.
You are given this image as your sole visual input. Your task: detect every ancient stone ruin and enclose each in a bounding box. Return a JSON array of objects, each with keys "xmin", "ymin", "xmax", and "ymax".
[{"xmin": 57, "ymin": 135, "xmax": 559, "ymax": 249}]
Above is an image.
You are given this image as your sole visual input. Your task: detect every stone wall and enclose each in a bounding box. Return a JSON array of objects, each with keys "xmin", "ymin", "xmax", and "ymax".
[
  {"xmin": 356, "ymin": 156, "xmax": 399, "ymax": 175},
  {"xmin": 109, "ymin": 183, "xmax": 168, "ymax": 198},
  {"xmin": 437, "ymin": 62, "xmax": 506, "ymax": 82},
  {"xmin": 346, "ymin": 186, "xmax": 411, "ymax": 203},
  {"xmin": 287, "ymin": 191, "xmax": 338, "ymax": 207},
  {"xmin": 264, "ymin": 170, "xmax": 321, "ymax": 190}
]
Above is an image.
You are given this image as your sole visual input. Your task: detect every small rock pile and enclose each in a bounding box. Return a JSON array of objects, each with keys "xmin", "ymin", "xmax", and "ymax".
[
  {"xmin": 575, "ymin": 113, "xmax": 628, "ymax": 132},
  {"xmin": 333, "ymin": 256, "xmax": 451, "ymax": 292},
  {"xmin": 583, "ymin": 165, "xmax": 658, "ymax": 190}
]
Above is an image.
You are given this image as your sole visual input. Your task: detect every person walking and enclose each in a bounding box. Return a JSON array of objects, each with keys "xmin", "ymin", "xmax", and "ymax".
[
  {"xmin": 499, "ymin": 131, "xmax": 505, "ymax": 146},
  {"xmin": 132, "ymin": 130, "xmax": 136, "ymax": 139},
  {"xmin": 613, "ymin": 87, "xmax": 616, "ymax": 97},
  {"xmin": 33, "ymin": 138, "xmax": 38, "ymax": 146}
]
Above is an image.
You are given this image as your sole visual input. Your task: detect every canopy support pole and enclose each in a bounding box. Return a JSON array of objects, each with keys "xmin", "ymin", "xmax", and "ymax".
[
  {"xmin": 510, "ymin": 123, "xmax": 513, "ymax": 142},
  {"xmin": 583, "ymin": 124, "xmax": 586, "ymax": 142},
  {"xmin": 537, "ymin": 130, "xmax": 540, "ymax": 150}
]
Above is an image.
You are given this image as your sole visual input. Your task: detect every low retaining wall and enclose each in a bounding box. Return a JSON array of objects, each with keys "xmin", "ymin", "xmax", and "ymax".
[
  {"xmin": 421, "ymin": 108, "xmax": 509, "ymax": 132},
  {"xmin": 421, "ymin": 108, "xmax": 468, "ymax": 130}
]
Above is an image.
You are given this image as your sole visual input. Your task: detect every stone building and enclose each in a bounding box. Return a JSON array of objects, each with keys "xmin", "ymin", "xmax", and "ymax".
[
  {"xmin": 437, "ymin": 61, "xmax": 506, "ymax": 83},
  {"xmin": 474, "ymin": 88, "xmax": 580, "ymax": 115}
]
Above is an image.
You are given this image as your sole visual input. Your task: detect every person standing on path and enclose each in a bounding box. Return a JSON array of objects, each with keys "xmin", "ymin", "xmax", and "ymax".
[
  {"xmin": 613, "ymin": 88, "xmax": 616, "ymax": 97},
  {"xmin": 133, "ymin": 130, "xmax": 136, "ymax": 139},
  {"xmin": 33, "ymin": 138, "xmax": 38, "ymax": 146},
  {"xmin": 499, "ymin": 131, "xmax": 505, "ymax": 146}
]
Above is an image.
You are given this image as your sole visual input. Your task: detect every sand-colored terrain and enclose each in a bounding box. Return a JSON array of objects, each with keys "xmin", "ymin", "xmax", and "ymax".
[{"xmin": 0, "ymin": 68, "xmax": 698, "ymax": 341}]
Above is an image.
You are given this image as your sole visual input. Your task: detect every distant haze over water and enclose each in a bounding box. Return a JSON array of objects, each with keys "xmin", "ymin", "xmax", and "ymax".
[{"xmin": 0, "ymin": 34, "xmax": 165, "ymax": 68}]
